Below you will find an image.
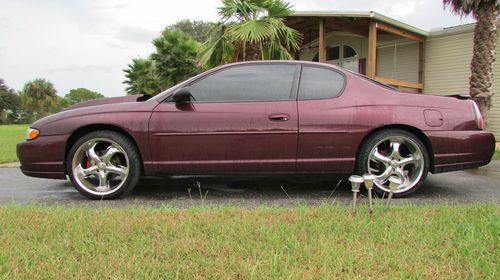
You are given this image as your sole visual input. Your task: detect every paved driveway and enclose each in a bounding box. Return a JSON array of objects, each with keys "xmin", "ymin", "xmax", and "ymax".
[{"xmin": 0, "ymin": 161, "xmax": 498, "ymax": 208}]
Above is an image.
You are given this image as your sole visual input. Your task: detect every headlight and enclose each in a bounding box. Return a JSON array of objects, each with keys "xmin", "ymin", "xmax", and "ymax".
[{"xmin": 26, "ymin": 127, "xmax": 40, "ymax": 140}]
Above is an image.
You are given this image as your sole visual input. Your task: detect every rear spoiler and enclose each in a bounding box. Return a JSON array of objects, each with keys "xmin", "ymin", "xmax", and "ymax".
[{"xmin": 442, "ymin": 93, "xmax": 470, "ymax": 100}]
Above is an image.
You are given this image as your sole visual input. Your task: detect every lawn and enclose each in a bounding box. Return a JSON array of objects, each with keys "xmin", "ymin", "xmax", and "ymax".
[
  {"xmin": 0, "ymin": 124, "xmax": 28, "ymax": 163},
  {"xmin": 0, "ymin": 204, "xmax": 497, "ymax": 279},
  {"xmin": 493, "ymin": 148, "xmax": 500, "ymax": 160}
]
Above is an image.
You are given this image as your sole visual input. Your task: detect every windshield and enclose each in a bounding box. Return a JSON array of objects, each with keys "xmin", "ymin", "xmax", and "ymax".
[
  {"xmin": 148, "ymin": 70, "xmax": 212, "ymax": 102},
  {"xmin": 148, "ymin": 83, "xmax": 183, "ymax": 102}
]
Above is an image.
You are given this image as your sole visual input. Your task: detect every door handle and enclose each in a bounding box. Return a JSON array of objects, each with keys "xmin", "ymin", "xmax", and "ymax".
[{"xmin": 268, "ymin": 114, "xmax": 290, "ymax": 121}]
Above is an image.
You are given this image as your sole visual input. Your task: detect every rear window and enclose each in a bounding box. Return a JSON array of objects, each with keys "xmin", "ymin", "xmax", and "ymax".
[{"xmin": 298, "ymin": 66, "xmax": 345, "ymax": 100}]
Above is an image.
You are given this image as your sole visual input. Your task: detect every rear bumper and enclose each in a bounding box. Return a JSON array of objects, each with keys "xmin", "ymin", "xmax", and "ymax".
[
  {"xmin": 427, "ymin": 130, "xmax": 495, "ymax": 173},
  {"xmin": 17, "ymin": 134, "xmax": 68, "ymax": 180}
]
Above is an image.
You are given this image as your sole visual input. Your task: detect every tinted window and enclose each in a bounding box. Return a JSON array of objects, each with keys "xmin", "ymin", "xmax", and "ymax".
[
  {"xmin": 327, "ymin": 46, "xmax": 340, "ymax": 60},
  {"xmin": 312, "ymin": 46, "xmax": 340, "ymax": 62},
  {"xmin": 188, "ymin": 64, "xmax": 296, "ymax": 102},
  {"xmin": 298, "ymin": 66, "xmax": 345, "ymax": 100},
  {"xmin": 343, "ymin": 45, "xmax": 357, "ymax": 58}
]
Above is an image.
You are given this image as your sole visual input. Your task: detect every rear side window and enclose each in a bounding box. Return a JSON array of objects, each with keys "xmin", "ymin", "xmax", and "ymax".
[
  {"xmin": 188, "ymin": 64, "xmax": 296, "ymax": 102},
  {"xmin": 298, "ymin": 66, "xmax": 345, "ymax": 100}
]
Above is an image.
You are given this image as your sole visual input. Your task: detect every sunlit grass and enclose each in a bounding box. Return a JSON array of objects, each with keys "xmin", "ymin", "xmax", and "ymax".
[
  {"xmin": 0, "ymin": 124, "xmax": 28, "ymax": 163},
  {"xmin": 493, "ymin": 148, "xmax": 500, "ymax": 160},
  {"xmin": 0, "ymin": 204, "xmax": 497, "ymax": 279}
]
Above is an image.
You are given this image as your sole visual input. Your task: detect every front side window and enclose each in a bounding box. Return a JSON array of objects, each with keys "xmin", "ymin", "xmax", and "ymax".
[
  {"xmin": 188, "ymin": 64, "xmax": 296, "ymax": 102},
  {"xmin": 298, "ymin": 66, "xmax": 345, "ymax": 100}
]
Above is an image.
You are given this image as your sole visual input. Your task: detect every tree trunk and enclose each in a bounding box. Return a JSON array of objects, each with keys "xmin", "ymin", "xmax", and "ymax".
[
  {"xmin": 470, "ymin": 2, "xmax": 499, "ymax": 130},
  {"xmin": 245, "ymin": 43, "xmax": 261, "ymax": 61}
]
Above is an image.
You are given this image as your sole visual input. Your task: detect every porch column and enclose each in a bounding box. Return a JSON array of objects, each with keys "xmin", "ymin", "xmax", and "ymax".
[
  {"xmin": 418, "ymin": 42, "xmax": 425, "ymax": 93},
  {"xmin": 368, "ymin": 21, "xmax": 377, "ymax": 78},
  {"xmin": 318, "ymin": 19, "xmax": 326, "ymax": 63}
]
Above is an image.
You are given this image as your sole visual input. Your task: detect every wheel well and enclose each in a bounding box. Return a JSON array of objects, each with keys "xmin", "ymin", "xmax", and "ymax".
[
  {"xmin": 64, "ymin": 124, "xmax": 145, "ymax": 175},
  {"xmin": 355, "ymin": 124, "xmax": 435, "ymax": 172}
]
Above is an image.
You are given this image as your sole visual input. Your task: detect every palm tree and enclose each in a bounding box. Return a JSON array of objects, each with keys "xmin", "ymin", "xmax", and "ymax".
[
  {"xmin": 151, "ymin": 30, "xmax": 200, "ymax": 86},
  {"xmin": 443, "ymin": 0, "xmax": 500, "ymax": 128},
  {"xmin": 20, "ymin": 78, "xmax": 59, "ymax": 121},
  {"xmin": 198, "ymin": 0, "xmax": 302, "ymax": 68},
  {"xmin": 123, "ymin": 58, "xmax": 161, "ymax": 96}
]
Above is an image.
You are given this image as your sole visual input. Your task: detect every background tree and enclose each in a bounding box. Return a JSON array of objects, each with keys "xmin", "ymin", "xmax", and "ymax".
[
  {"xmin": 198, "ymin": 0, "xmax": 301, "ymax": 68},
  {"xmin": 443, "ymin": 0, "xmax": 500, "ymax": 128},
  {"xmin": 19, "ymin": 79, "xmax": 59, "ymax": 122},
  {"xmin": 151, "ymin": 30, "xmax": 200, "ymax": 86},
  {"xmin": 62, "ymin": 88, "xmax": 104, "ymax": 106},
  {"xmin": 0, "ymin": 79, "xmax": 21, "ymax": 124},
  {"xmin": 123, "ymin": 58, "xmax": 161, "ymax": 95},
  {"xmin": 166, "ymin": 20, "xmax": 215, "ymax": 43}
]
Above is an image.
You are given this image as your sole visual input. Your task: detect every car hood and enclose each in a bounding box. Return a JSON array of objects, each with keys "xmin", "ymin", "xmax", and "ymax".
[
  {"xmin": 31, "ymin": 95, "xmax": 158, "ymax": 129},
  {"xmin": 66, "ymin": 95, "xmax": 144, "ymax": 110}
]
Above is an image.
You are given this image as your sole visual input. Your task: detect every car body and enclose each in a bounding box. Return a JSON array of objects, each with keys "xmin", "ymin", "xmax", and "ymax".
[{"xmin": 17, "ymin": 61, "xmax": 495, "ymax": 199}]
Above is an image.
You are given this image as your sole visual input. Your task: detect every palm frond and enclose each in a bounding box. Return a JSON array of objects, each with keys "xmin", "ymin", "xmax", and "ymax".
[
  {"xmin": 228, "ymin": 19, "xmax": 272, "ymax": 43},
  {"xmin": 198, "ymin": 23, "xmax": 236, "ymax": 68},
  {"xmin": 264, "ymin": 0, "xmax": 294, "ymax": 18},
  {"xmin": 219, "ymin": 0, "xmax": 261, "ymax": 21},
  {"xmin": 443, "ymin": 0, "xmax": 500, "ymax": 17},
  {"xmin": 200, "ymin": 0, "xmax": 301, "ymax": 67},
  {"xmin": 263, "ymin": 40, "xmax": 293, "ymax": 60}
]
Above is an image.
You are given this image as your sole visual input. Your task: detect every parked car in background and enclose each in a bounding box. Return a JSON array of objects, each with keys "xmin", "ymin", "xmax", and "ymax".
[{"xmin": 17, "ymin": 61, "xmax": 495, "ymax": 199}]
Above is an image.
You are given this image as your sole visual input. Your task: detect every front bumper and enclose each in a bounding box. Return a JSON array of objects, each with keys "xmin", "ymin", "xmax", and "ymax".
[{"xmin": 17, "ymin": 134, "xmax": 69, "ymax": 179}]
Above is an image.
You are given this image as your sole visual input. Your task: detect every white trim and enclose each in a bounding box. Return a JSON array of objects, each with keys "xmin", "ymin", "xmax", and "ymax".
[{"xmin": 377, "ymin": 39, "xmax": 418, "ymax": 48}]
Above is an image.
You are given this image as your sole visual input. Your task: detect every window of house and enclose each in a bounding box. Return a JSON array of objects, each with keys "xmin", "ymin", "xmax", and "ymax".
[
  {"xmin": 343, "ymin": 45, "xmax": 357, "ymax": 59},
  {"xmin": 312, "ymin": 46, "xmax": 340, "ymax": 62}
]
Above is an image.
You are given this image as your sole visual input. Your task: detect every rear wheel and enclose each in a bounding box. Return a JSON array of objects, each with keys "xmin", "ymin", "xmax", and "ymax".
[
  {"xmin": 66, "ymin": 130, "xmax": 141, "ymax": 199},
  {"xmin": 357, "ymin": 129, "xmax": 429, "ymax": 197}
]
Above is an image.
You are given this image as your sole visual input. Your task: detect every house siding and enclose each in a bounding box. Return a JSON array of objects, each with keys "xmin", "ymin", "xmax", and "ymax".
[
  {"xmin": 377, "ymin": 40, "xmax": 419, "ymax": 83},
  {"xmin": 424, "ymin": 28, "xmax": 500, "ymax": 139}
]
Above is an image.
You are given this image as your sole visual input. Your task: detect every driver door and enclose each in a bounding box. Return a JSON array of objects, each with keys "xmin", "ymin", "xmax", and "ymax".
[{"xmin": 148, "ymin": 63, "xmax": 300, "ymax": 174}]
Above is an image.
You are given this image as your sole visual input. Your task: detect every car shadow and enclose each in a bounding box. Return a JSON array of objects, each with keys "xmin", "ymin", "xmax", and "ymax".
[{"xmin": 49, "ymin": 170, "xmax": 499, "ymax": 207}]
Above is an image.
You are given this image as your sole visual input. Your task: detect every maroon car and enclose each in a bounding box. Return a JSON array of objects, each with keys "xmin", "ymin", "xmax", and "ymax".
[{"xmin": 17, "ymin": 61, "xmax": 495, "ymax": 199}]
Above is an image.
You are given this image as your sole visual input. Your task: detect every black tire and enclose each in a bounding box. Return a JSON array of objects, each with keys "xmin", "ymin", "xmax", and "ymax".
[
  {"xmin": 357, "ymin": 129, "xmax": 429, "ymax": 197},
  {"xmin": 66, "ymin": 130, "xmax": 141, "ymax": 199}
]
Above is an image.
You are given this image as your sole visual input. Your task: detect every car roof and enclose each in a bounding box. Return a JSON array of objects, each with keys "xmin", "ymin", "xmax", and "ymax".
[
  {"xmin": 220, "ymin": 60, "xmax": 344, "ymax": 70},
  {"xmin": 151, "ymin": 60, "xmax": 350, "ymax": 103}
]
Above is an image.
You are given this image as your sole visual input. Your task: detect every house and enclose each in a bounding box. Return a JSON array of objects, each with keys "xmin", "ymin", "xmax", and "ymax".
[{"xmin": 285, "ymin": 11, "xmax": 499, "ymax": 139}]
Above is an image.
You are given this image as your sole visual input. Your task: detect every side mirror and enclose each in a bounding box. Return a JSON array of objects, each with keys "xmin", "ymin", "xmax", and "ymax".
[{"xmin": 171, "ymin": 87, "xmax": 193, "ymax": 103}]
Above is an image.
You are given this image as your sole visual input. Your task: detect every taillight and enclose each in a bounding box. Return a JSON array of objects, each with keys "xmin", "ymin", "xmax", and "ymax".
[{"xmin": 471, "ymin": 101, "xmax": 484, "ymax": 130}]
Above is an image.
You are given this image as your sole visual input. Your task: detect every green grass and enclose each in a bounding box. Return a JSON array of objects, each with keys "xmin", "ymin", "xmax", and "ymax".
[
  {"xmin": 0, "ymin": 204, "xmax": 497, "ymax": 279},
  {"xmin": 0, "ymin": 124, "xmax": 28, "ymax": 163},
  {"xmin": 493, "ymin": 148, "xmax": 500, "ymax": 160}
]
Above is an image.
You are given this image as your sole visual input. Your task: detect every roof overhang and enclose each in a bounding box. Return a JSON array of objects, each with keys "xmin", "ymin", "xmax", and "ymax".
[{"xmin": 287, "ymin": 11, "xmax": 429, "ymax": 37}]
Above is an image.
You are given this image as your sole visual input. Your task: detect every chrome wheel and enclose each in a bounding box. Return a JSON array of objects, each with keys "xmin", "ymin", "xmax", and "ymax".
[
  {"xmin": 71, "ymin": 138, "xmax": 129, "ymax": 196},
  {"xmin": 367, "ymin": 136, "xmax": 425, "ymax": 194}
]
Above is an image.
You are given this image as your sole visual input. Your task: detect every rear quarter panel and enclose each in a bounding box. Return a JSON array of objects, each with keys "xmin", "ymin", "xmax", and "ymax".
[{"xmin": 297, "ymin": 72, "xmax": 489, "ymax": 173}]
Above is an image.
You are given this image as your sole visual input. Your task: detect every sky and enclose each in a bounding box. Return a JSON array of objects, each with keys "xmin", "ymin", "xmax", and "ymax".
[{"xmin": 0, "ymin": 0, "xmax": 475, "ymax": 97}]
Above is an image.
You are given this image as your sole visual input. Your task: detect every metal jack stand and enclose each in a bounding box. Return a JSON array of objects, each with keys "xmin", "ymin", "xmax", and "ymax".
[
  {"xmin": 363, "ymin": 174, "xmax": 375, "ymax": 214},
  {"xmin": 349, "ymin": 175, "xmax": 363, "ymax": 213}
]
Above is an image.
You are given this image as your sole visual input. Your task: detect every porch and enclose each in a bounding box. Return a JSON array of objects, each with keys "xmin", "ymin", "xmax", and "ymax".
[{"xmin": 285, "ymin": 11, "xmax": 429, "ymax": 92}]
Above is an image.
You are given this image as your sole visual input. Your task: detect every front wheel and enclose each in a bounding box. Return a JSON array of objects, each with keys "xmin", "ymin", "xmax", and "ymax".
[
  {"xmin": 66, "ymin": 130, "xmax": 141, "ymax": 199},
  {"xmin": 357, "ymin": 129, "xmax": 429, "ymax": 197}
]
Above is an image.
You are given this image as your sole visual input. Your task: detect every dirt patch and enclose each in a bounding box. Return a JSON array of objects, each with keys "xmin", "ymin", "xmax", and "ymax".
[{"xmin": 0, "ymin": 162, "xmax": 20, "ymax": 168}]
